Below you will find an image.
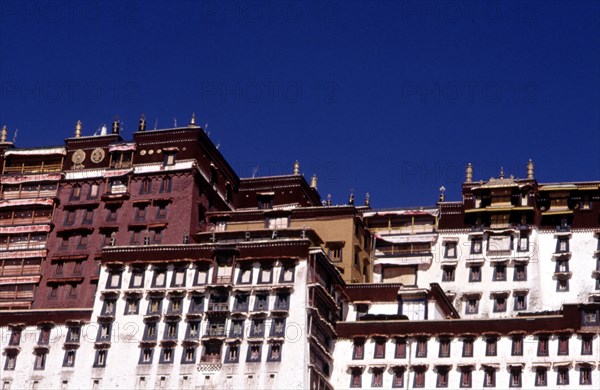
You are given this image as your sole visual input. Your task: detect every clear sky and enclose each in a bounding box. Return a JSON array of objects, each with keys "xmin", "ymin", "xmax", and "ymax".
[{"xmin": 1, "ymin": 1, "xmax": 598, "ymax": 208}]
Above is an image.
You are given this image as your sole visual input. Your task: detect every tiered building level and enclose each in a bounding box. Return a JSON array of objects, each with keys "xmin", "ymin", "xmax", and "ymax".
[{"xmin": 0, "ymin": 118, "xmax": 598, "ymax": 390}]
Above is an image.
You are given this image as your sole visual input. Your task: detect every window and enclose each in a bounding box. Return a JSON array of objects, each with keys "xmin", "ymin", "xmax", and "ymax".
[
  {"xmin": 582, "ymin": 310, "xmax": 599, "ymax": 325},
  {"xmin": 140, "ymin": 179, "xmax": 151, "ymax": 194},
  {"xmin": 229, "ymin": 320, "xmax": 244, "ymax": 338},
  {"xmin": 194, "ymin": 266, "xmax": 209, "ymax": 285},
  {"xmin": 439, "ymin": 338, "xmax": 451, "ymax": 357},
  {"xmin": 557, "ymin": 279, "xmax": 569, "ymax": 292},
  {"xmin": 135, "ymin": 205, "xmax": 147, "ymax": 221},
  {"xmin": 82, "ymin": 209, "xmax": 94, "ymax": 224},
  {"xmin": 97, "ymin": 324, "xmax": 111, "ymax": 341},
  {"xmin": 34, "ymin": 350, "xmax": 47, "ymax": 370},
  {"xmin": 38, "ymin": 327, "xmax": 51, "ymax": 345},
  {"xmin": 274, "ymin": 292, "xmax": 290, "ymax": 310},
  {"xmin": 238, "ymin": 267, "xmax": 252, "ymax": 284},
  {"xmin": 535, "ymin": 367, "xmax": 547, "ymax": 386},
  {"xmin": 581, "ymin": 335, "xmax": 593, "ymax": 355},
  {"xmin": 442, "ymin": 266, "xmax": 455, "ymax": 282},
  {"xmin": 186, "ymin": 321, "xmax": 200, "ymax": 339},
  {"xmin": 493, "ymin": 296, "xmax": 507, "ymax": 312},
  {"xmin": 460, "ymin": 367, "xmax": 472, "ymax": 388},
  {"xmin": 469, "ymin": 266, "xmax": 481, "ymax": 282},
  {"xmin": 514, "ymin": 264, "xmax": 527, "ymax": 281},
  {"xmin": 139, "ymin": 348, "xmax": 154, "ymax": 364},
  {"xmin": 94, "ymin": 350, "xmax": 107, "ymax": 367},
  {"xmin": 556, "ymin": 237, "xmax": 569, "ymax": 253},
  {"xmin": 413, "ymin": 368, "xmax": 426, "ymax": 388},
  {"xmin": 270, "ymin": 318, "xmax": 286, "ymax": 337},
  {"xmin": 537, "ymin": 336, "xmax": 549, "ymax": 356},
  {"xmin": 437, "ymin": 368, "xmax": 449, "ymax": 388},
  {"xmin": 395, "ymin": 338, "xmax": 406, "ymax": 358},
  {"xmin": 130, "ymin": 268, "xmax": 145, "ymax": 288},
  {"xmin": 63, "ymin": 350, "xmax": 76, "ymax": 367},
  {"xmin": 416, "ymin": 338, "xmax": 428, "ymax": 357},
  {"xmin": 493, "ymin": 264, "xmax": 506, "ymax": 281},
  {"xmin": 88, "ymin": 184, "xmax": 99, "ymax": 199},
  {"xmin": 9, "ymin": 328, "xmax": 22, "ymax": 346},
  {"xmin": 258, "ymin": 266, "xmax": 272, "ymax": 284},
  {"xmin": 514, "ymin": 295, "xmax": 527, "ymax": 311},
  {"xmin": 125, "ymin": 297, "xmax": 140, "ymax": 315},
  {"xmin": 517, "ymin": 234, "xmax": 529, "ymax": 252},
  {"xmin": 102, "ymin": 299, "xmax": 116, "ymax": 315},
  {"xmin": 556, "ymin": 259, "xmax": 569, "ymax": 272},
  {"xmin": 156, "ymin": 204, "xmax": 168, "ymax": 219},
  {"xmin": 106, "ymin": 207, "xmax": 118, "ymax": 223},
  {"xmin": 556, "ymin": 367, "xmax": 569, "ymax": 385},
  {"xmin": 233, "ymin": 294, "xmax": 249, "ymax": 312},
  {"xmin": 250, "ymin": 319, "xmax": 264, "ymax": 337},
  {"xmin": 483, "ymin": 368, "xmax": 495, "ymax": 387},
  {"xmin": 4, "ymin": 353, "xmax": 17, "ymax": 370},
  {"xmin": 152, "ymin": 269, "xmax": 166, "ymax": 287},
  {"xmin": 372, "ymin": 368, "xmax": 384, "ymax": 388},
  {"xmin": 160, "ymin": 176, "xmax": 172, "ymax": 193},
  {"xmin": 268, "ymin": 343, "xmax": 282, "ymax": 362},
  {"xmin": 144, "ymin": 323, "xmax": 157, "ymax": 340},
  {"xmin": 485, "ymin": 337, "xmax": 497, "ymax": 356},
  {"xmin": 189, "ymin": 296, "xmax": 204, "ymax": 313},
  {"xmin": 356, "ymin": 304, "xmax": 368, "ymax": 320},
  {"xmin": 254, "ymin": 294, "xmax": 269, "ymax": 311},
  {"xmin": 392, "ymin": 367, "xmax": 405, "ymax": 388},
  {"xmin": 168, "ymin": 298, "xmax": 182, "ymax": 314},
  {"xmin": 171, "ymin": 269, "xmax": 186, "ymax": 287},
  {"xmin": 224, "ymin": 343, "xmax": 239, "ymax": 363},
  {"xmin": 159, "ymin": 348, "xmax": 174, "ymax": 364},
  {"xmin": 580, "ymin": 366, "xmax": 592, "ymax": 385},
  {"xmin": 462, "ymin": 338, "xmax": 473, "ymax": 357},
  {"xmin": 471, "ymin": 237, "xmax": 482, "ymax": 254},
  {"xmin": 147, "ymin": 298, "xmax": 162, "ymax": 314},
  {"xmin": 164, "ymin": 322, "xmax": 178, "ymax": 340},
  {"xmin": 106, "ymin": 270, "xmax": 121, "ymax": 289},
  {"xmin": 70, "ymin": 185, "xmax": 81, "ymax": 200},
  {"xmin": 444, "ymin": 242, "xmax": 457, "ymax": 258},
  {"xmin": 246, "ymin": 344, "xmax": 261, "ymax": 362},
  {"xmin": 509, "ymin": 367, "xmax": 522, "ymax": 388},
  {"xmin": 353, "ymin": 339, "xmax": 364, "ymax": 359},
  {"xmin": 465, "ymin": 298, "xmax": 479, "ymax": 314},
  {"xmin": 557, "ymin": 336, "xmax": 569, "ymax": 355},
  {"xmin": 181, "ymin": 347, "xmax": 196, "ymax": 364},
  {"xmin": 512, "ymin": 336, "xmax": 523, "ymax": 356},
  {"xmin": 374, "ymin": 338, "xmax": 386, "ymax": 359},
  {"xmin": 350, "ymin": 368, "xmax": 362, "ymax": 388},
  {"xmin": 64, "ymin": 210, "xmax": 76, "ymax": 226}
]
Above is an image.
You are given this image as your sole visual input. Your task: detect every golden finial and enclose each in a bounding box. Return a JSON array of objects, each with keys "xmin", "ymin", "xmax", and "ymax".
[
  {"xmin": 75, "ymin": 120, "xmax": 82, "ymax": 138},
  {"xmin": 499, "ymin": 166, "xmax": 504, "ymax": 179},
  {"xmin": 527, "ymin": 159, "xmax": 534, "ymax": 179},
  {"xmin": 326, "ymin": 194, "xmax": 332, "ymax": 206},
  {"xmin": 365, "ymin": 193, "xmax": 370, "ymax": 207},
  {"xmin": 439, "ymin": 186, "xmax": 446, "ymax": 202},
  {"xmin": 189, "ymin": 113, "xmax": 197, "ymax": 127},
  {"xmin": 466, "ymin": 163, "xmax": 473, "ymax": 183},
  {"xmin": 348, "ymin": 192, "xmax": 355, "ymax": 205},
  {"xmin": 112, "ymin": 119, "xmax": 120, "ymax": 134},
  {"xmin": 138, "ymin": 114, "xmax": 146, "ymax": 132},
  {"xmin": 293, "ymin": 160, "xmax": 300, "ymax": 175},
  {"xmin": 1, "ymin": 125, "xmax": 7, "ymax": 143},
  {"xmin": 310, "ymin": 174, "xmax": 317, "ymax": 189}
]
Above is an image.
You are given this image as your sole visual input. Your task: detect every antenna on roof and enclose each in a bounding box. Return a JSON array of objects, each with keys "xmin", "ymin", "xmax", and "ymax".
[
  {"xmin": 12, "ymin": 129, "xmax": 18, "ymax": 143},
  {"xmin": 252, "ymin": 166, "xmax": 259, "ymax": 178}
]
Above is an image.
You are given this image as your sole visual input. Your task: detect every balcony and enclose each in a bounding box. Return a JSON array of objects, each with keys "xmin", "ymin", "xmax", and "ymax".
[
  {"xmin": 2, "ymin": 190, "xmax": 57, "ymax": 200},
  {"xmin": 205, "ymin": 326, "xmax": 226, "ymax": 338},
  {"xmin": 3, "ymin": 163, "xmax": 62, "ymax": 174},
  {"xmin": 200, "ymin": 355, "xmax": 222, "ymax": 364},
  {"xmin": 215, "ymin": 275, "xmax": 232, "ymax": 284},
  {"xmin": 207, "ymin": 302, "xmax": 229, "ymax": 312}
]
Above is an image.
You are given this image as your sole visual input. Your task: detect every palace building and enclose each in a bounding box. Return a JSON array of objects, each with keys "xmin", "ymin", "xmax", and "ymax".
[{"xmin": 0, "ymin": 117, "xmax": 598, "ymax": 389}]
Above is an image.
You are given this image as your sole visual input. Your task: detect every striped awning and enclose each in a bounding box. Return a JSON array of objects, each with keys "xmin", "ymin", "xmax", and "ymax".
[
  {"xmin": 0, "ymin": 225, "xmax": 51, "ymax": 234},
  {"xmin": 1, "ymin": 173, "xmax": 62, "ymax": 184},
  {"xmin": 0, "ymin": 198, "xmax": 54, "ymax": 208}
]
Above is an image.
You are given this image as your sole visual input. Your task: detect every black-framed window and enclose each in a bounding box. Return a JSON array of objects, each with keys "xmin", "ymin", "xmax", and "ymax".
[
  {"xmin": 181, "ymin": 347, "xmax": 197, "ymax": 364},
  {"xmin": 139, "ymin": 348, "xmax": 154, "ymax": 365},
  {"xmin": 96, "ymin": 323, "xmax": 111, "ymax": 342},
  {"xmin": 557, "ymin": 278, "xmax": 569, "ymax": 292},
  {"xmin": 509, "ymin": 367, "xmax": 522, "ymax": 388},
  {"xmin": 9, "ymin": 328, "xmax": 22, "ymax": 346},
  {"xmin": 152, "ymin": 269, "xmax": 167, "ymax": 287},
  {"xmin": 581, "ymin": 335, "xmax": 593, "ymax": 355},
  {"xmin": 105, "ymin": 270, "xmax": 122, "ymax": 289},
  {"xmin": 437, "ymin": 368, "xmax": 449, "ymax": 388},
  {"xmin": 444, "ymin": 242, "xmax": 457, "ymax": 258},
  {"xmin": 246, "ymin": 343, "xmax": 261, "ymax": 362},
  {"xmin": 34, "ymin": 350, "xmax": 47, "ymax": 370},
  {"xmin": 582, "ymin": 310, "xmax": 599, "ymax": 325},
  {"xmin": 465, "ymin": 298, "xmax": 479, "ymax": 314},
  {"xmin": 556, "ymin": 367, "xmax": 569, "ymax": 385},
  {"xmin": 93, "ymin": 350, "xmax": 107, "ymax": 368},
  {"xmin": 395, "ymin": 338, "xmax": 406, "ymax": 358},
  {"xmin": 439, "ymin": 338, "xmax": 451, "ymax": 358},
  {"xmin": 462, "ymin": 338, "xmax": 474, "ymax": 357},
  {"xmin": 64, "ymin": 210, "xmax": 76, "ymax": 226},
  {"xmin": 254, "ymin": 294, "xmax": 269, "ymax": 311},
  {"xmin": 140, "ymin": 178, "xmax": 152, "ymax": 194},
  {"xmin": 250, "ymin": 318, "xmax": 264, "ymax": 338},
  {"xmin": 258, "ymin": 266, "xmax": 273, "ymax": 284},
  {"xmin": 371, "ymin": 368, "xmax": 383, "ymax": 388},
  {"xmin": 442, "ymin": 266, "xmax": 455, "ymax": 282},
  {"xmin": 233, "ymin": 294, "xmax": 249, "ymax": 312},
  {"xmin": 493, "ymin": 296, "xmax": 507, "ymax": 312},
  {"xmin": 186, "ymin": 321, "xmax": 200, "ymax": 339},
  {"xmin": 416, "ymin": 338, "xmax": 428, "ymax": 357},
  {"xmin": 537, "ymin": 336, "xmax": 549, "ymax": 356},
  {"xmin": 267, "ymin": 343, "xmax": 282, "ymax": 362},
  {"xmin": 171, "ymin": 269, "xmax": 186, "ymax": 287},
  {"xmin": 63, "ymin": 349, "xmax": 76, "ymax": 367},
  {"xmin": 556, "ymin": 259, "xmax": 569, "ymax": 272},
  {"xmin": 485, "ymin": 337, "xmax": 497, "ymax": 356},
  {"xmin": 514, "ymin": 295, "xmax": 527, "ymax": 311},
  {"xmin": 194, "ymin": 265, "xmax": 210, "ymax": 285},
  {"xmin": 106, "ymin": 207, "xmax": 118, "ymax": 223},
  {"xmin": 274, "ymin": 292, "xmax": 290, "ymax": 310},
  {"xmin": 88, "ymin": 183, "xmax": 99, "ymax": 199},
  {"xmin": 238, "ymin": 267, "xmax": 252, "ymax": 284},
  {"xmin": 143, "ymin": 322, "xmax": 157, "ymax": 340},
  {"xmin": 134, "ymin": 205, "xmax": 147, "ymax": 221},
  {"xmin": 160, "ymin": 176, "xmax": 172, "ymax": 193},
  {"xmin": 493, "ymin": 264, "xmax": 506, "ymax": 281},
  {"xmin": 459, "ymin": 367, "xmax": 472, "ymax": 388},
  {"xmin": 4, "ymin": 352, "xmax": 17, "ymax": 370},
  {"xmin": 82, "ymin": 209, "xmax": 94, "ymax": 224},
  {"xmin": 580, "ymin": 366, "xmax": 593, "ymax": 385},
  {"xmin": 557, "ymin": 336, "xmax": 569, "ymax": 355},
  {"xmin": 374, "ymin": 338, "xmax": 386, "ymax": 359},
  {"xmin": 353, "ymin": 339, "xmax": 365, "ymax": 360},
  {"xmin": 129, "ymin": 268, "xmax": 145, "ymax": 288},
  {"xmin": 469, "ymin": 266, "xmax": 481, "ymax": 282},
  {"xmin": 270, "ymin": 318, "xmax": 285, "ymax": 337},
  {"xmin": 517, "ymin": 234, "xmax": 529, "ymax": 252},
  {"xmin": 101, "ymin": 298, "xmax": 116, "ymax": 315},
  {"xmin": 280, "ymin": 265, "xmax": 295, "ymax": 283},
  {"xmin": 350, "ymin": 368, "xmax": 362, "ymax": 388},
  {"xmin": 66, "ymin": 326, "xmax": 80, "ymax": 342},
  {"xmin": 229, "ymin": 320, "xmax": 244, "ymax": 338},
  {"xmin": 514, "ymin": 264, "xmax": 527, "ymax": 281},
  {"xmin": 392, "ymin": 367, "xmax": 405, "ymax": 388},
  {"xmin": 535, "ymin": 367, "xmax": 547, "ymax": 386},
  {"xmin": 70, "ymin": 184, "xmax": 81, "ymax": 200},
  {"xmin": 163, "ymin": 322, "xmax": 178, "ymax": 340},
  {"xmin": 483, "ymin": 368, "xmax": 495, "ymax": 387},
  {"xmin": 224, "ymin": 343, "xmax": 240, "ymax": 363},
  {"xmin": 159, "ymin": 347, "xmax": 174, "ymax": 364},
  {"xmin": 471, "ymin": 237, "xmax": 482, "ymax": 254},
  {"xmin": 512, "ymin": 336, "xmax": 523, "ymax": 356},
  {"xmin": 147, "ymin": 298, "xmax": 162, "ymax": 314},
  {"xmin": 556, "ymin": 237, "xmax": 569, "ymax": 253},
  {"xmin": 413, "ymin": 367, "xmax": 426, "ymax": 388}
]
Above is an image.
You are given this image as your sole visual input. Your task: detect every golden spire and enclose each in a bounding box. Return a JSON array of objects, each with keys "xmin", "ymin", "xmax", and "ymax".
[
  {"xmin": 1, "ymin": 125, "xmax": 7, "ymax": 143},
  {"xmin": 499, "ymin": 166, "xmax": 504, "ymax": 179},
  {"xmin": 527, "ymin": 159, "xmax": 534, "ymax": 179},
  {"xmin": 439, "ymin": 186, "xmax": 446, "ymax": 202},
  {"xmin": 310, "ymin": 174, "xmax": 317, "ymax": 189},
  {"xmin": 326, "ymin": 194, "xmax": 332, "ymax": 206},
  {"xmin": 138, "ymin": 114, "xmax": 146, "ymax": 132},
  {"xmin": 75, "ymin": 120, "xmax": 82, "ymax": 138},
  {"xmin": 348, "ymin": 192, "xmax": 355, "ymax": 205},
  {"xmin": 189, "ymin": 113, "xmax": 197, "ymax": 127},
  {"xmin": 365, "ymin": 193, "xmax": 370, "ymax": 207},
  {"xmin": 112, "ymin": 119, "xmax": 120, "ymax": 134},
  {"xmin": 466, "ymin": 163, "xmax": 473, "ymax": 183},
  {"xmin": 293, "ymin": 160, "xmax": 300, "ymax": 175}
]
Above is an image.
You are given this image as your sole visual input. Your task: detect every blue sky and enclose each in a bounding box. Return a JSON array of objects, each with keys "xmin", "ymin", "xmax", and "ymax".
[{"xmin": 1, "ymin": 1, "xmax": 598, "ymax": 208}]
